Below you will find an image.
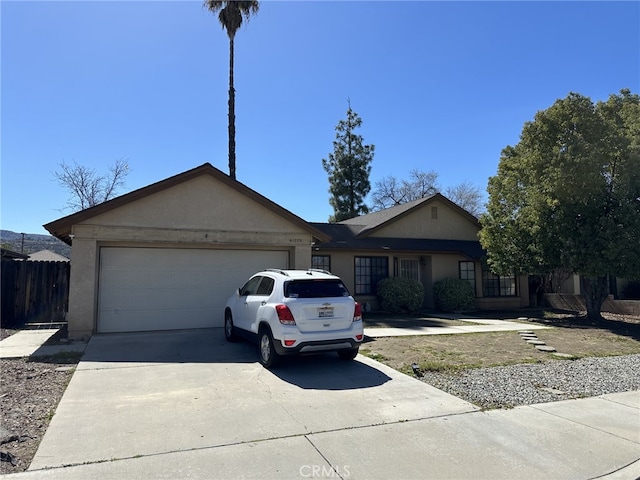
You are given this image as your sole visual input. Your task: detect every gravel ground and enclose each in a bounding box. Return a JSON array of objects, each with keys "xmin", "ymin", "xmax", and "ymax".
[
  {"xmin": 418, "ymin": 354, "xmax": 640, "ymax": 409},
  {"xmin": 0, "ymin": 328, "xmax": 79, "ymax": 475}
]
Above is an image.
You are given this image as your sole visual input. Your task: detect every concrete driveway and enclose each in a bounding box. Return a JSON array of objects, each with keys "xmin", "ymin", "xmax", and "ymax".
[{"xmin": 23, "ymin": 329, "xmax": 640, "ymax": 479}]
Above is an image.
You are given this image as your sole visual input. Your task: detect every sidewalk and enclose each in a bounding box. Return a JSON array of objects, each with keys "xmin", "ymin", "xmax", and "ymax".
[{"xmin": 0, "ymin": 329, "xmax": 87, "ymax": 359}]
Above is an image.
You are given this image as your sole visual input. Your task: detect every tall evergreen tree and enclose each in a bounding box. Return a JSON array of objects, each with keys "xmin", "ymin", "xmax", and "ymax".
[
  {"xmin": 322, "ymin": 106, "xmax": 375, "ymax": 222},
  {"xmin": 204, "ymin": 1, "xmax": 259, "ymax": 180}
]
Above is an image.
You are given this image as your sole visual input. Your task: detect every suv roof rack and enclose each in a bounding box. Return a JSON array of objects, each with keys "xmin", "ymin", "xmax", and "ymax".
[
  {"xmin": 307, "ymin": 268, "xmax": 332, "ymax": 275},
  {"xmin": 264, "ymin": 268, "xmax": 289, "ymax": 276}
]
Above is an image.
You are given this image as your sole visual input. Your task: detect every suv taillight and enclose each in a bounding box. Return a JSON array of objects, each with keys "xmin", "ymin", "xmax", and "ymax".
[
  {"xmin": 276, "ymin": 304, "xmax": 296, "ymax": 325},
  {"xmin": 353, "ymin": 302, "xmax": 362, "ymax": 322}
]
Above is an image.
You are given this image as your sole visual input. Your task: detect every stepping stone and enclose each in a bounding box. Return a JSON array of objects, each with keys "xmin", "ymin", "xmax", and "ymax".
[
  {"xmin": 526, "ymin": 339, "xmax": 546, "ymax": 345},
  {"xmin": 551, "ymin": 352, "xmax": 576, "ymax": 359},
  {"xmin": 55, "ymin": 366, "xmax": 74, "ymax": 372},
  {"xmin": 535, "ymin": 345, "xmax": 557, "ymax": 352},
  {"xmin": 518, "ymin": 331, "xmax": 535, "ymax": 335},
  {"xmin": 520, "ymin": 334, "xmax": 538, "ymax": 339}
]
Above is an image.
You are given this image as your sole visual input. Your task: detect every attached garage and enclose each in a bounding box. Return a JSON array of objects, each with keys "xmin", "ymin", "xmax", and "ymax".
[
  {"xmin": 98, "ymin": 247, "xmax": 289, "ymax": 333},
  {"xmin": 44, "ymin": 163, "xmax": 329, "ymax": 339}
]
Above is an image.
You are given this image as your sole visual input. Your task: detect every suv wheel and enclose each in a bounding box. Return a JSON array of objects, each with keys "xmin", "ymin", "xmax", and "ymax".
[
  {"xmin": 224, "ymin": 311, "xmax": 237, "ymax": 342},
  {"xmin": 259, "ymin": 328, "xmax": 279, "ymax": 368},
  {"xmin": 337, "ymin": 348, "xmax": 359, "ymax": 361}
]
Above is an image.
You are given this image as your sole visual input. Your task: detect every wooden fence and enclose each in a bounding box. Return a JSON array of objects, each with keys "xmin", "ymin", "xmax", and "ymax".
[{"xmin": 1, "ymin": 260, "xmax": 70, "ymax": 327}]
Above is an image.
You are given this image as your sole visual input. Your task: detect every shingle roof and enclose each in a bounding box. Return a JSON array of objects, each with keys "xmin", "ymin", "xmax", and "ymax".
[
  {"xmin": 338, "ymin": 193, "xmax": 479, "ymax": 238},
  {"xmin": 310, "ymin": 223, "xmax": 485, "ymax": 260}
]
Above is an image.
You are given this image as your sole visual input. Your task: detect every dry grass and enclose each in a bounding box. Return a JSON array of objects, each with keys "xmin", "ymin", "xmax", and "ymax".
[{"xmin": 360, "ymin": 311, "xmax": 640, "ymax": 375}]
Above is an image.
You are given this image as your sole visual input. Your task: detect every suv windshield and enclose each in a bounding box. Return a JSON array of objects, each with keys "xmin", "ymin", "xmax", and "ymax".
[{"xmin": 284, "ymin": 279, "xmax": 350, "ymax": 299}]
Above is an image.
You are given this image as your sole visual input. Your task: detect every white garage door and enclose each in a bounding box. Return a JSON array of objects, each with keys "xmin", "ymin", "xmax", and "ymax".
[{"xmin": 98, "ymin": 247, "xmax": 289, "ymax": 333}]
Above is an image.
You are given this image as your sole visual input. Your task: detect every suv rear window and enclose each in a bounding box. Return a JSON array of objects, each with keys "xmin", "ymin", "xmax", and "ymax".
[{"xmin": 284, "ymin": 280, "xmax": 350, "ymax": 298}]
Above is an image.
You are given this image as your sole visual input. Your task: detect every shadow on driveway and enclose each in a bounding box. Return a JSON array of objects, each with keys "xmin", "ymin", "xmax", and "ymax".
[
  {"xmin": 81, "ymin": 328, "xmax": 392, "ymax": 390},
  {"xmin": 270, "ymin": 353, "xmax": 392, "ymax": 390}
]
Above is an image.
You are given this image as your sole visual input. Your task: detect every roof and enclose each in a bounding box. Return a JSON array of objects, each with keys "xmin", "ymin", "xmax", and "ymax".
[
  {"xmin": 310, "ymin": 194, "xmax": 485, "ymax": 260},
  {"xmin": 28, "ymin": 250, "xmax": 70, "ymax": 262},
  {"xmin": 339, "ymin": 193, "xmax": 480, "ymax": 238},
  {"xmin": 1, "ymin": 248, "xmax": 29, "ymax": 260},
  {"xmin": 311, "ymin": 223, "xmax": 485, "ymax": 260},
  {"xmin": 44, "ymin": 163, "xmax": 330, "ymax": 245}
]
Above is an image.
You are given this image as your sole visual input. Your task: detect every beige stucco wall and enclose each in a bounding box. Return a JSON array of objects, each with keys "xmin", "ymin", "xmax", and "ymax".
[
  {"xmin": 65, "ymin": 174, "xmax": 315, "ymax": 339},
  {"xmin": 370, "ymin": 200, "xmax": 479, "ymax": 241},
  {"xmin": 314, "ymin": 249, "xmax": 529, "ymax": 312}
]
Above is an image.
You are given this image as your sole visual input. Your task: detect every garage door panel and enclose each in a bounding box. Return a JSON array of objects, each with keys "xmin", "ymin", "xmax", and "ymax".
[{"xmin": 98, "ymin": 248, "xmax": 288, "ymax": 333}]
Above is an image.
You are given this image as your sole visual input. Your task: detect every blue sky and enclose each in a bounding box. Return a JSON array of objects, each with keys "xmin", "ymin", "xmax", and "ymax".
[{"xmin": 2, "ymin": 1, "xmax": 639, "ymax": 235}]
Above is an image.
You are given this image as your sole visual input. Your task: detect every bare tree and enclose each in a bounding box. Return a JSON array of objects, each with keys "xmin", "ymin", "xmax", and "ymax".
[
  {"xmin": 371, "ymin": 169, "xmax": 440, "ymax": 210},
  {"xmin": 54, "ymin": 158, "xmax": 130, "ymax": 212},
  {"xmin": 371, "ymin": 169, "xmax": 484, "ymax": 216},
  {"xmin": 445, "ymin": 181, "xmax": 484, "ymax": 217}
]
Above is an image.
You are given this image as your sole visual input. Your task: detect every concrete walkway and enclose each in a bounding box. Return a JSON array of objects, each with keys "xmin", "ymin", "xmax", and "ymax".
[
  {"xmin": 364, "ymin": 317, "xmax": 550, "ymax": 338},
  {"xmin": 0, "ymin": 329, "xmax": 87, "ymax": 359}
]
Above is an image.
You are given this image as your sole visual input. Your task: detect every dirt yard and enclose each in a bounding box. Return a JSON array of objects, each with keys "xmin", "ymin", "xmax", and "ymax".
[
  {"xmin": 0, "ymin": 329, "xmax": 80, "ymax": 474},
  {"xmin": 361, "ymin": 311, "xmax": 640, "ymax": 375}
]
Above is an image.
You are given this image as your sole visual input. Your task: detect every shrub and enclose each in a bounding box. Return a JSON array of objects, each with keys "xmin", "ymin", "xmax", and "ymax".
[
  {"xmin": 376, "ymin": 277, "xmax": 424, "ymax": 314},
  {"xmin": 433, "ymin": 278, "xmax": 475, "ymax": 312}
]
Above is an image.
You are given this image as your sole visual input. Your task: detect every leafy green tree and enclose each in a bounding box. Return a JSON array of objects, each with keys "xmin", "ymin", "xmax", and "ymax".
[
  {"xmin": 204, "ymin": 1, "xmax": 259, "ymax": 180},
  {"xmin": 322, "ymin": 106, "xmax": 375, "ymax": 222},
  {"xmin": 480, "ymin": 89, "xmax": 640, "ymax": 321}
]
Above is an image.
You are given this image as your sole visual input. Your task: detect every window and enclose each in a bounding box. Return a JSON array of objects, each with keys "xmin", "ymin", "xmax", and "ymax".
[
  {"xmin": 285, "ymin": 280, "xmax": 349, "ymax": 298},
  {"xmin": 398, "ymin": 258, "xmax": 420, "ymax": 282},
  {"xmin": 240, "ymin": 276, "xmax": 262, "ymax": 296},
  {"xmin": 256, "ymin": 277, "xmax": 275, "ymax": 296},
  {"xmin": 312, "ymin": 255, "xmax": 331, "ymax": 272},
  {"xmin": 482, "ymin": 270, "xmax": 517, "ymax": 297},
  {"xmin": 354, "ymin": 257, "xmax": 388, "ymax": 295},
  {"xmin": 459, "ymin": 261, "xmax": 476, "ymax": 291}
]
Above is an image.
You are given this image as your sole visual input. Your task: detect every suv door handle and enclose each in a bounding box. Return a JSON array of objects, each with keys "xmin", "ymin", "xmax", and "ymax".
[{"xmin": 261, "ymin": 301, "xmax": 267, "ymax": 306}]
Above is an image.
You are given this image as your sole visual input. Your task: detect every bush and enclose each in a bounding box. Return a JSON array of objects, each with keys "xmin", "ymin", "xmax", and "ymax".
[
  {"xmin": 433, "ymin": 278, "xmax": 475, "ymax": 312},
  {"xmin": 377, "ymin": 277, "xmax": 424, "ymax": 314}
]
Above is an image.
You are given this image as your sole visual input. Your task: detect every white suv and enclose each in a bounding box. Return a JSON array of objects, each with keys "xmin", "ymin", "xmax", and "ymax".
[{"xmin": 224, "ymin": 269, "xmax": 363, "ymax": 368}]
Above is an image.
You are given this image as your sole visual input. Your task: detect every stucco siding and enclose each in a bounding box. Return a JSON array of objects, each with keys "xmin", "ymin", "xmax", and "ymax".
[
  {"xmin": 86, "ymin": 175, "xmax": 298, "ymax": 233},
  {"xmin": 370, "ymin": 200, "xmax": 479, "ymax": 240}
]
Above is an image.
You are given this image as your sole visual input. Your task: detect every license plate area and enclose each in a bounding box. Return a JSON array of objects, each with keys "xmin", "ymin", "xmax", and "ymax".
[{"xmin": 318, "ymin": 306, "xmax": 334, "ymax": 318}]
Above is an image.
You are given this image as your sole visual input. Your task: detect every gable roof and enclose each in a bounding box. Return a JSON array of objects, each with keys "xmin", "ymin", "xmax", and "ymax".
[
  {"xmin": 311, "ymin": 193, "xmax": 485, "ymax": 259},
  {"xmin": 339, "ymin": 193, "xmax": 480, "ymax": 238},
  {"xmin": 44, "ymin": 163, "xmax": 330, "ymax": 245},
  {"xmin": 28, "ymin": 250, "xmax": 70, "ymax": 262}
]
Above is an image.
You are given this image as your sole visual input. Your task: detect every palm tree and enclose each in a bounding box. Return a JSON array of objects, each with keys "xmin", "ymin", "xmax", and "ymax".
[{"xmin": 204, "ymin": 1, "xmax": 259, "ymax": 180}]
